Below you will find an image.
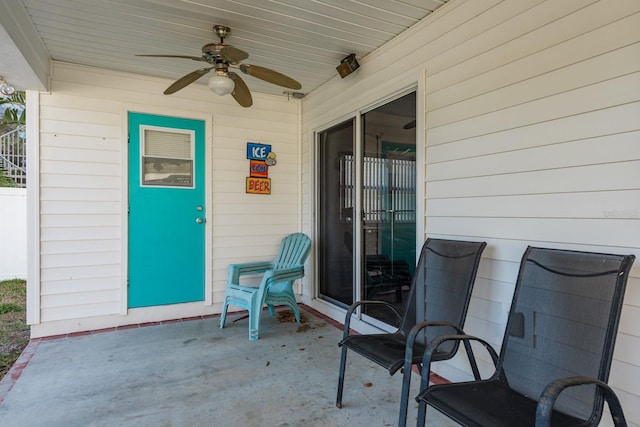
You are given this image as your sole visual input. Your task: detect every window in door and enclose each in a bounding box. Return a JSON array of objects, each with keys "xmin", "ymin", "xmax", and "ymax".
[{"xmin": 141, "ymin": 127, "xmax": 194, "ymax": 187}]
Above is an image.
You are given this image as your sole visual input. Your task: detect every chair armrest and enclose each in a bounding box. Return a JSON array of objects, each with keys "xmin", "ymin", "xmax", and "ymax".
[
  {"xmin": 418, "ymin": 334, "xmax": 500, "ymax": 395},
  {"xmin": 342, "ymin": 300, "xmax": 403, "ymax": 340},
  {"xmin": 397, "ymin": 321, "xmax": 468, "ymax": 426},
  {"xmin": 227, "ymin": 261, "xmax": 274, "ymax": 284},
  {"xmin": 535, "ymin": 376, "xmax": 627, "ymax": 427},
  {"xmin": 404, "ymin": 321, "xmax": 465, "ymax": 369},
  {"xmin": 413, "ymin": 334, "xmax": 500, "ymax": 427},
  {"xmin": 262, "ymin": 266, "xmax": 305, "ymax": 289}
]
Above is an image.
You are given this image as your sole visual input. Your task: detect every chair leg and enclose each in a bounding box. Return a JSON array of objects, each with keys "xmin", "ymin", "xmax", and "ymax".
[
  {"xmin": 416, "ymin": 400, "xmax": 428, "ymax": 427},
  {"xmin": 288, "ymin": 300, "xmax": 301, "ymax": 324},
  {"xmin": 219, "ymin": 298, "xmax": 229, "ymax": 329},
  {"xmin": 283, "ymin": 286, "xmax": 301, "ymax": 323},
  {"xmin": 395, "ymin": 286, "xmax": 403, "ymax": 303},
  {"xmin": 336, "ymin": 345, "xmax": 348, "ymax": 408},
  {"xmin": 266, "ymin": 301, "xmax": 299, "ymax": 324},
  {"xmin": 248, "ymin": 296, "xmax": 262, "ymax": 341},
  {"xmin": 398, "ymin": 363, "xmax": 413, "ymax": 427}
]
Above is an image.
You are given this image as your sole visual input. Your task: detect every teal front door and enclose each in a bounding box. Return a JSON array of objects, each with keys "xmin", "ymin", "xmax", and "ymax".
[{"xmin": 128, "ymin": 112, "xmax": 205, "ymax": 308}]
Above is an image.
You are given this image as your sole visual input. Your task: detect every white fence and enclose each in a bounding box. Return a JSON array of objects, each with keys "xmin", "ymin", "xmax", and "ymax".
[
  {"xmin": 0, "ymin": 187, "xmax": 27, "ymax": 280},
  {"xmin": 0, "ymin": 125, "xmax": 27, "ymax": 188}
]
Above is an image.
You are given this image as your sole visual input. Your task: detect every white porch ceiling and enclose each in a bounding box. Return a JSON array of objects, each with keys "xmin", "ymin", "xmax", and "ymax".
[{"xmin": 0, "ymin": 0, "xmax": 448, "ymax": 98}]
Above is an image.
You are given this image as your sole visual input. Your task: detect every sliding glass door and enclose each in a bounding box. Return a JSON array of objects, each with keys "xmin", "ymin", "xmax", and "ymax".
[
  {"xmin": 317, "ymin": 119, "xmax": 355, "ymax": 306},
  {"xmin": 317, "ymin": 92, "xmax": 416, "ymax": 325},
  {"xmin": 360, "ymin": 93, "xmax": 416, "ymax": 323}
]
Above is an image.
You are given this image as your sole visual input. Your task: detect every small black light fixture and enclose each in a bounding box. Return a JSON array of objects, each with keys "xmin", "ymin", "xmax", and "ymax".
[
  {"xmin": 336, "ymin": 53, "xmax": 360, "ymax": 78},
  {"xmin": 283, "ymin": 91, "xmax": 306, "ymax": 100}
]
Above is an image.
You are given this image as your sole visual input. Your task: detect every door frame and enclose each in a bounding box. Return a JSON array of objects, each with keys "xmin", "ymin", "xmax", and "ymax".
[
  {"xmin": 310, "ymin": 78, "xmax": 426, "ymax": 333},
  {"xmin": 120, "ymin": 106, "xmax": 213, "ymax": 314}
]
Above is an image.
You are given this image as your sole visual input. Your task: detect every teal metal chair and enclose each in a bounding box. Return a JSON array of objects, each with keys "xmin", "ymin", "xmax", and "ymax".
[{"xmin": 219, "ymin": 233, "xmax": 311, "ymax": 340}]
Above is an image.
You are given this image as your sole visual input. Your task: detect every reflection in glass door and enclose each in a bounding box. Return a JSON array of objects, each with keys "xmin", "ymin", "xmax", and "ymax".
[{"xmin": 361, "ymin": 93, "xmax": 416, "ymax": 325}]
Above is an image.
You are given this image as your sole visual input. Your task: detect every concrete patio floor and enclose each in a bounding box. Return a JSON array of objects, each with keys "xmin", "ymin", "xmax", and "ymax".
[{"xmin": 0, "ymin": 306, "xmax": 456, "ymax": 427}]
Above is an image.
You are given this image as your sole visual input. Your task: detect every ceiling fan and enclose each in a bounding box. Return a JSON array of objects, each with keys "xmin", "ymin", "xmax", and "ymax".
[
  {"xmin": 136, "ymin": 25, "xmax": 302, "ymax": 108},
  {"xmin": 403, "ymin": 120, "xmax": 416, "ymax": 129}
]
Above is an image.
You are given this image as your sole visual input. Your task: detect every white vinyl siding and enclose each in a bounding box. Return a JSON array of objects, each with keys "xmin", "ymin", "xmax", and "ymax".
[
  {"xmin": 39, "ymin": 90, "xmax": 121, "ymax": 323},
  {"xmin": 302, "ymin": 0, "xmax": 640, "ymax": 425},
  {"xmin": 36, "ymin": 61, "xmax": 299, "ymax": 329}
]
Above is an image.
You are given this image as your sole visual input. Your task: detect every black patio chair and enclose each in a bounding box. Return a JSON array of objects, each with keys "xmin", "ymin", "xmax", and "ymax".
[
  {"xmin": 336, "ymin": 238, "xmax": 486, "ymax": 427},
  {"xmin": 344, "ymin": 231, "xmax": 413, "ymax": 303},
  {"xmin": 415, "ymin": 246, "xmax": 635, "ymax": 427}
]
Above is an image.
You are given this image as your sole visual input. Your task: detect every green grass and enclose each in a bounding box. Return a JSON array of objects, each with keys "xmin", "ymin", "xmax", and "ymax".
[
  {"xmin": 0, "ymin": 303, "xmax": 24, "ymax": 314},
  {"xmin": 0, "ymin": 279, "xmax": 29, "ymax": 379},
  {"xmin": 0, "ymin": 278, "xmax": 26, "ymax": 303}
]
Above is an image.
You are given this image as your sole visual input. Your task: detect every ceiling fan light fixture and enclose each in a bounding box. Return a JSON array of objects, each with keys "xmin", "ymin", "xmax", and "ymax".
[
  {"xmin": 208, "ymin": 72, "xmax": 235, "ymax": 96},
  {"xmin": 0, "ymin": 76, "xmax": 16, "ymax": 97}
]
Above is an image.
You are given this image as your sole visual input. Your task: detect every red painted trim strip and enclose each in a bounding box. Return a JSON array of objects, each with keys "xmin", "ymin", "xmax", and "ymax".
[{"xmin": 0, "ymin": 339, "xmax": 41, "ymax": 405}]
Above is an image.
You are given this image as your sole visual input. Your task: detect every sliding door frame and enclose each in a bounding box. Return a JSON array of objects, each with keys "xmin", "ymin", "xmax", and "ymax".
[{"xmin": 311, "ymin": 78, "xmax": 425, "ymax": 331}]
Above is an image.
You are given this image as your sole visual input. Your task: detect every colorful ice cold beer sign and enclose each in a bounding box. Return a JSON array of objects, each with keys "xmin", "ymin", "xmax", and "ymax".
[
  {"xmin": 246, "ymin": 177, "xmax": 271, "ymax": 194},
  {"xmin": 249, "ymin": 160, "xmax": 268, "ymax": 177},
  {"xmin": 247, "ymin": 142, "xmax": 271, "ymax": 161},
  {"xmin": 246, "ymin": 142, "xmax": 276, "ymax": 195}
]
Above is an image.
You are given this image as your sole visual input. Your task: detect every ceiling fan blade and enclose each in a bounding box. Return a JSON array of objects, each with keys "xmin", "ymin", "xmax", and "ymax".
[
  {"xmin": 220, "ymin": 46, "xmax": 249, "ymax": 64},
  {"xmin": 239, "ymin": 64, "xmax": 301, "ymax": 90},
  {"xmin": 403, "ymin": 120, "xmax": 416, "ymax": 129},
  {"xmin": 229, "ymin": 72, "xmax": 253, "ymax": 107},
  {"xmin": 164, "ymin": 68, "xmax": 212, "ymax": 95},
  {"xmin": 136, "ymin": 54, "xmax": 208, "ymax": 62}
]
